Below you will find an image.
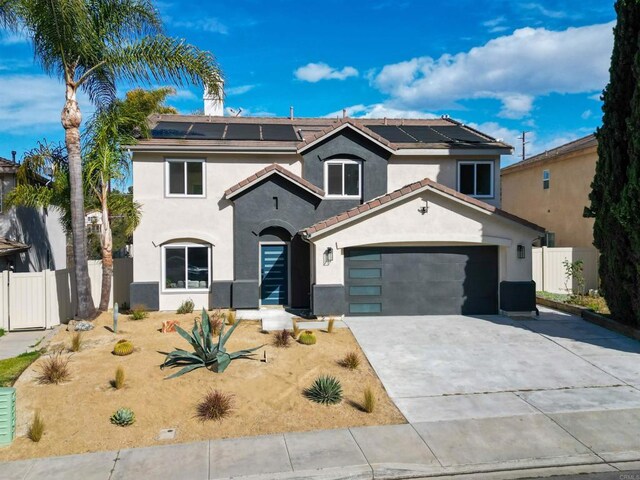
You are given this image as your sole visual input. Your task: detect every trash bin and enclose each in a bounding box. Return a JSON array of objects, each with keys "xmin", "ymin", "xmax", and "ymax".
[{"xmin": 0, "ymin": 387, "xmax": 16, "ymax": 446}]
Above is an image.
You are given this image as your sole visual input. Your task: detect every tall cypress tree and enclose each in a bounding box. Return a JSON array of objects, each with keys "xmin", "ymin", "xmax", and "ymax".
[{"xmin": 586, "ymin": 0, "xmax": 640, "ymax": 326}]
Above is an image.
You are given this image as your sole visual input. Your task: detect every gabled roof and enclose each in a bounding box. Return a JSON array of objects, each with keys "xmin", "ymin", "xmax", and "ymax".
[
  {"xmin": 0, "ymin": 238, "xmax": 30, "ymax": 257},
  {"xmin": 296, "ymin": 119, "xmax": 396, "ymax": 154},
  {"xmin": 502, "ymin": 134, "xmax": 597, "ymax": 174},
  {"xmin": 0, "ymin": 157, "xmax": 18, "ymax": 173},
  {"xmin": 224, "ymin": 163, "xmax": 325, "ymax": 200},
  {"xmin": 300, "ymin": 178, "xmax": 544, "ymax": 237}
]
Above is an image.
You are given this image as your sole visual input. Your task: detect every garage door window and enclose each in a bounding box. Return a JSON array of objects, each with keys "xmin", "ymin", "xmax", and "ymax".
[
  {"xmin": 350, "ymin": 303, "xmax": 382, "ymax": 314},
  {"xmin": 349, "ymin": 286, "xmax": 382, "ymax": 296},
  {"xmin": 458, "ymin": 161, "xmax": 494, "ymax": 198},
  {"xmin": 349, "ymin": 268, "xmax": 381, "ymax": 279}
]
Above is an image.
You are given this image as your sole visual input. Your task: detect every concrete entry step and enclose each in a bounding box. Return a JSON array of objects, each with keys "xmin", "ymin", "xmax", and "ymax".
[{"xmin": 234, "ymin": 308, "xmax": 313, "ymax": 332}]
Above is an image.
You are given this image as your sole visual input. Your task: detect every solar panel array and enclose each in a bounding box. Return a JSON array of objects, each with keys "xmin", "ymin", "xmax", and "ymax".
[
  {"xmin": 151, "ymin": 122, "xmax": 299, "ymax": 141},
  {"xmin": 365, "ymin": 125, "xmax": 489, "ymax": 144}
]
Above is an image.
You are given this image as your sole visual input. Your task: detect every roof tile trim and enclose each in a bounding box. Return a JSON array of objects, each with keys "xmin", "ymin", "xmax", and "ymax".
[
  {"xmin": 296, "ymin": 118, "xmax": 397, "ymax": 151},
  {"xmin": 224, "ymin": 163, "xmax": 325, "ymax": 198},
  {"xmin": 502, "ymin": 134, "xmax": 597, "ymax": 173},
  {"xmin": 301, "ymin": 178, "xmax": 544, "ymax": 236}
]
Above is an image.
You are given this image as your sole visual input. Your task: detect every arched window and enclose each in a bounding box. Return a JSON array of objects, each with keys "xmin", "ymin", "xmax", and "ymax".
[{"xmin": 162, "ymin": 242, "xmax": 211, "ymax": 291}]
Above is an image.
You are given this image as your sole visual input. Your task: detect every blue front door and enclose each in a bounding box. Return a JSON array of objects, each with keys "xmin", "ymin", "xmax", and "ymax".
[{"xmin": 261, "ymin": 244, "xmax": 288, "ymax": 305}]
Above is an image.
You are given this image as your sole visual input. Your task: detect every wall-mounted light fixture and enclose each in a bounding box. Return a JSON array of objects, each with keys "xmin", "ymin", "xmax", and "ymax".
[
  {"xmin": 323, "ymin": 247, "xmax": 334, "ymax": 265},
  {"xmin": 517, "ymin": 244, "xmax": 526, "ymax": 259},
  {"xmin": 417, "ymin": 200, "xmax": 428, "ymax": 215}
]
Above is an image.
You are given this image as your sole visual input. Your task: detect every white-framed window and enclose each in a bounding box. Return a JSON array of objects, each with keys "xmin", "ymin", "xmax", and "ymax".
[
  {"xmin": 324, "ymin": 159, "xmax": 361, "ymax": 198},
  {"xmin": 543, "ymin": 169, "xmax": 550, "ymax": 190},
  {"xmin": 165, "ymin": 159, "xmax": 205, "ymax": 197},
  {"xmin": 162, "ymin": 243, "xmax": 211, "ymax": 291},
  {"xmin": 457, "ymin": 160, "xmax": 494, "ymax": 198}
]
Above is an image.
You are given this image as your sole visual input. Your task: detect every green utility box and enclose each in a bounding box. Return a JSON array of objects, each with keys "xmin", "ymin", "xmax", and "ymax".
[{"xmin": 0, "ymin": 387, "xmax": 16, "ymax": 446}]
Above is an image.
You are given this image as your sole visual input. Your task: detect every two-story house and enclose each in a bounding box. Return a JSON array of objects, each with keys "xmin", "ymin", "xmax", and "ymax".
[
  {"xmin": 128, "ymin": 106, "xmax": 543, "ymax": 316},
  {"xmin": 0, "ymin": 156, "xmax": 67, "ymax": 272}
]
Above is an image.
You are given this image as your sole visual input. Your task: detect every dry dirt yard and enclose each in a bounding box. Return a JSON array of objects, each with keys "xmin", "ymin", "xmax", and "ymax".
[{"xmin": 0, "ymin": 310, "xmax": 405, "ymax": 461}]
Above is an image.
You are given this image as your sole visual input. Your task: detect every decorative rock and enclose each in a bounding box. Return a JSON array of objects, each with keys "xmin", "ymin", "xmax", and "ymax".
[
  {"xmin": 67, "ymin": 320, "xmax": 94, "ymax": 332},
  {"xmin": 161, "ymin": 320, "xmax": 180, "ymax": 333}
]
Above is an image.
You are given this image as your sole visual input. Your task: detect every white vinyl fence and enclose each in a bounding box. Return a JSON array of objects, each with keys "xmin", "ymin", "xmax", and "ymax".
[
  {"xmin": 532, "ymin": 247, "xmax": 599, "ymax": 294},
  {"xmin": 0, "ymin": 258, "xmax": 133, "ymax": 331}
]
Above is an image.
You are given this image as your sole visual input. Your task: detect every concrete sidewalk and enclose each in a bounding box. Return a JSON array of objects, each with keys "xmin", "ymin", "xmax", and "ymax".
[
  {"xmin": 0, "ymin": 329, "xmax": 57, "ymax": 361},
  {"xmin": 3, "ymin": 421, "xmax": 640, "ymax": 480}
]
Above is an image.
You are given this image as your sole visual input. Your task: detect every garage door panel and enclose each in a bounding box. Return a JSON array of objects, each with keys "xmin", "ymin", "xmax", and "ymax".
[{"xmin": 345, "ymin": 246, "xmax": 498, "ymax": 316}]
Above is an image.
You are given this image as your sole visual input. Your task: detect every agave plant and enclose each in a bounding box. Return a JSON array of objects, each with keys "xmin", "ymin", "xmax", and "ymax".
[{"xmin": 161, "ymin": 309, "xmax": 263, "ymax": 378}]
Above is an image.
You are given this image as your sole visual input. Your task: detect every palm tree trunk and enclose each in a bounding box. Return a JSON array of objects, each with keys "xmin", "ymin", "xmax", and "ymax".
[
  {"xmin": 62, "ymin": 82, "xmax": 96, "ymax": 319},
  {"xmin": 99, "ymin": 182, "xmax": 113, "ymax": 311}
]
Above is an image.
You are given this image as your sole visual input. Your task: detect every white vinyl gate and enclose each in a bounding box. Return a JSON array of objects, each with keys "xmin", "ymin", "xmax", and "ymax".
[{"xmin": 0, "ymin": 258, "xmax": 133, "ymax": 331}]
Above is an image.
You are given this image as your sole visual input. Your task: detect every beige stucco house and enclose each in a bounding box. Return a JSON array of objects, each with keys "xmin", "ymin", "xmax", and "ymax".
[
  {"xmin": 128, "ymin": 98, "xmax": 544, "ymax": 316},
  {"xmin": 501, "ymin": 134, "xmax": 597, "ymax": 249}
]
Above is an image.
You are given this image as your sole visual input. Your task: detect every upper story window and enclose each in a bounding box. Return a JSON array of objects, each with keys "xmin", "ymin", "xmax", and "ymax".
[
  {"xmin": 325, "ymin": 160, "xmax": 361, "ymax": 198},
  {"xmin": 166, "ymin": 159, "xmax": 205, "ymax": 197},
  {"xmin": 163, "ymin": 243, "xmax": 210, "ymax": 291},
  {"xmin": 457, "ymin": 161, "xmax": 494, "ymax": 198},
  {"xmin": 543, "ymin": 169, "xmax": 550, "ymax": 189}
]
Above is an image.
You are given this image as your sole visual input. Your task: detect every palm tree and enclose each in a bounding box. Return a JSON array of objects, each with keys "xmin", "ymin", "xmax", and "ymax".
[
  {"xmin": 10, "ymin": 0, "xmax": 221, "ymax": 318},
  {"xmin": 85, "ymin": 87, "xmax": 175, "ymax": 311}
]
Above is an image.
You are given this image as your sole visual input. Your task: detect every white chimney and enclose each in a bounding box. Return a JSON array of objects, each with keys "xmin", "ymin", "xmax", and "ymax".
[{"xmin": 204, "ymin": 81, "xmax": 224, "ymax": 116}]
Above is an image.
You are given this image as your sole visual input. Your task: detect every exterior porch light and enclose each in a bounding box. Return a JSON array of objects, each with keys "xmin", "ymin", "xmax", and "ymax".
[
  {"xmin": 517, "ymin": 244, "xmax": 526, "ymax": 259},
  {"xmin": 324, "ymin": 247, "xmax": 334, "ymax": 265},
  {"xmin": 417, "ymin": 200, "xmax": 428, "ymax": 215}
]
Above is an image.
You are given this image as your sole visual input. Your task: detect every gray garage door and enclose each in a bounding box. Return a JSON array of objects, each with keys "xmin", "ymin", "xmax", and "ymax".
[{"xmin": 344, "ymin": 246, "xmax": 499, "ymax": 315}]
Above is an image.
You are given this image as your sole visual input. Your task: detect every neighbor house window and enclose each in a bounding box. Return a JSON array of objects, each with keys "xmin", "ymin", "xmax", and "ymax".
[
  {"xmin": 543, "ymin": 169, "xmax": 550, "ymax": 189},
  {"xmin": 457, "ymin": 161, "xmax": 494, "ymax": 198},
  {"xmin": 165, "ymin": 159, "xmax": 205, "ymax": 197},
  {"xmin": 325, "ymin": 160, "xmax": 361, "ymax": 198},
  {"xmin": 163, "ymin": 244, "xmax": 210, "ymax": 290}
]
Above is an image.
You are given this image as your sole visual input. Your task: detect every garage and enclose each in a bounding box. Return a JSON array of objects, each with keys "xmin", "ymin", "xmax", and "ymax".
[{"xmin": 344, "ymin": 246, "xmax": 499, "ymax": 316}]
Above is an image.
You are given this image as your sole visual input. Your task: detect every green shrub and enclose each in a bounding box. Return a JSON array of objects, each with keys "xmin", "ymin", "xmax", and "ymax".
[
  {"xmin": 70, "ymin": 332, "xmax": 83, "ymax": 352},
  {"xmin": 113, "ymin": 339, "xmax": 134, "ymax": 356},
  {"xmin": 177, "ymin": 298, "xmax": 195, "ymax": 314},
  {"xmin": 110, "ymin": 407, "xmax": 135, "ymax": 427},
  {"xmin": 129, "ymin": 307, "xmax": 148, "ymax": 321},
  {"xmin": 196, "ymin": 390, "xmax": 234, "ymax": 421},
  {"xmin": 273, "ymin": 329, "xmax": 291, "ymax": 348},
  {"xmin": 28, "ymin": 411, "xmax": 45, "ymax": 442},
  {"xmin": 363, "ymin": 387, "xmax": 376, "ymax": 413},
  {"xmin": 36, "ymin": 352, "xmax": 71, "ymax": 384},
  {"xmin": 298, "ymin": 330, "xmax": 316, "ymax": 345},
  {"xmin": 339, "ymin": 351, "xmax": 360, "ymax": 370},
  {"xmin": 0, "ymin": 328, "xmax": 5, "ymax": 337},
  {"xmin": 113, "ymin": 366, "xmax": 125, "ymax": 389},
  {"xmin": 304, "ymin": 375, "xmax": 343, "ymax": 405}
]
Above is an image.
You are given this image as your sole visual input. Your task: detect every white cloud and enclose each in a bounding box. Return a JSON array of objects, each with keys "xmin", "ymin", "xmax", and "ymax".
[
  {"xmin": 226, "ymin": 84, "xmax": 257, "ymax": 96},
  {"xmin": 294, "ymin": 63, "xmax": 359, "ymax": 82},
  {"xmin": 589, "ymin": 92, "xmax": 603, "ymax": 101},
  {"xmin": 521, "ymin": 2, "xmax": 567, "ymax": 19},
  {"xmin": 170, "ymin": 17, "xmax": 228, "ymax": 34},
  {"xmin": 372, "ymin": 22, "xmax": 614, "ymax": 118},
  {"xmin": 581, "ymin": 109, "xmax": 593, "ymax": 120},
  {"xmin": 0, "ymin": 31, "xmax": 28, "ymax": 46},
  {"xmin": 324, "ymin": 103, "xmax": 437, "ymax": 119},
  {"xmin": 224, "ymin": 106, "xmax": 274, "ymax": 117},
  {"xmin": 483, "ymin": 16, "xmax": 509, "ymax": 33}
]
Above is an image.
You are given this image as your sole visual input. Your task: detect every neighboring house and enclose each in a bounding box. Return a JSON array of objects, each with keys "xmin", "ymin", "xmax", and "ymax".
[
  {"xmin": 128, "ymin": 103, "xmax": 543, "ymax": 316},
  {"xmin": 0, "ymin": 156, "xmax": 67, "ymax": 272},
  {"xmin": 85, "ymin": 210, "xmax": 102, "ymax": 233},
  {"xmin": 501, "ymin": 134, "xmax": 597, "ymax": 248}
]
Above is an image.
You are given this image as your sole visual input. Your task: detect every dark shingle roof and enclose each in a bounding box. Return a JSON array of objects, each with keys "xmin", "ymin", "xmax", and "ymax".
[
  {"xmin": 502, "ymin": 134, "xmax": 597, "ymax": 174},
  {"xmin": 0, "ymin": 157, "xmax": 18, "ymax": 173},
  {"xmin": 225, "ymin": 163, "xmax": 325, "ymax": 199},
  {"xmin": 301, "ymin": 177, "xmax": 544, "ymax": 237}
]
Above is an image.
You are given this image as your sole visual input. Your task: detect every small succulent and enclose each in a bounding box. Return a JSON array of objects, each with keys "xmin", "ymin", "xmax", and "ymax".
[
  {"xmin": 304, "ymin": 375, "xmax": 343, "ymax": 405},
  {"xmin": 113, "ymin": 339, "xmax": 134, "ymax": 356},
  {"xmin": 110, "ymin": 407, "xmax": 135, "ymax": 427},
  {"xmin": 298, "ymin": 330, "xmax": 316, "ymax": 345}
]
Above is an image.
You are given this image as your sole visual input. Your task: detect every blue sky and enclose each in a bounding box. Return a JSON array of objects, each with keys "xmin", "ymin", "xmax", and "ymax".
[{"xmin": 0, "ymin": 0, "xmax": 614, "ymax": 165}]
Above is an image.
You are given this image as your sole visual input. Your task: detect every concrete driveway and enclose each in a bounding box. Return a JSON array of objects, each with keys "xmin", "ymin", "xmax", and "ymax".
[{"xmin": 346, "ymin": 306, "xmax": 640, "ymax": 466}]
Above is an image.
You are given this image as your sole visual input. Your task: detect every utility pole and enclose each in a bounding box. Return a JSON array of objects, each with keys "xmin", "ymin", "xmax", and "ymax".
[{"xmin": 518, "ymin": 131, "xmax": 530, "ymax": 160}]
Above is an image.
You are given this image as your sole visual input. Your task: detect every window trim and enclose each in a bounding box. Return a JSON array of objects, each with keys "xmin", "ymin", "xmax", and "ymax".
[
  {"xmin": 457, "ymin": 160, "xmax": 495, "ymax": 198},
  {"xmin": 323, "ymin": 159, "xmax": 362, "ymax": 199},
  {"xmin": 543, "ymin": 169, "xmax": 550, "ymax": 190},
  {"xmin": 164, "ymin": 158, "xmax": 206, "ymax": 198},
  {"xmin": 161, "ymin": 242, "xmax": 211, "ymax": 293}
]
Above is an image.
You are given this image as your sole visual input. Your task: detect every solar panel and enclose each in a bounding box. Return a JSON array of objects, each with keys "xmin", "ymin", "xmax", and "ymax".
[
  {"xmin": 365, "ymin": 125, "xmax": 417, "ymax": 143},
  {"xmin": 261, "ymin": 124, "xmax": 298, "ymax": 141},
  {"xmin": 400, "ymin": 126, "xmax": 451, "ymax": 143},
  {"xmin": 186, "ymin": 123, "xmax": 225, "ymax": 140},
  {"xmin": 151, "ymin": 122, "xmax": 190, "ymax": 139},
  {"xmin": 431, "ymin": 125, "xmax": 488, "ymax": 143},
  {"xmin": 225, "ymin": 123, "xmax": 261, "ymax": 140}
]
